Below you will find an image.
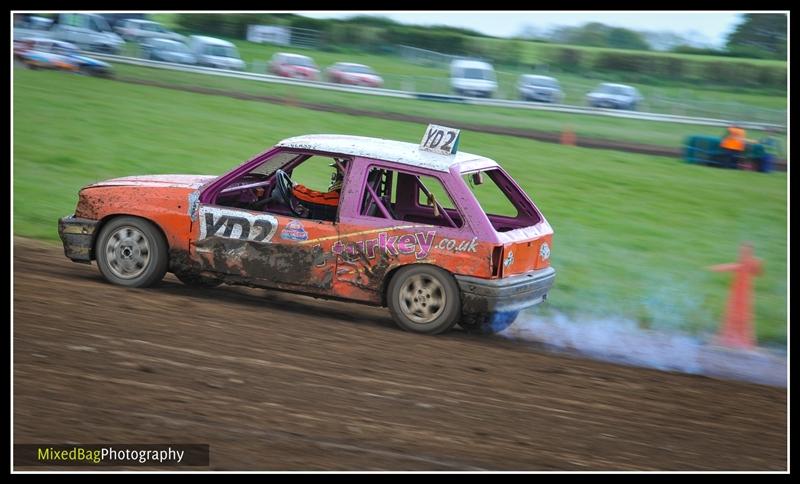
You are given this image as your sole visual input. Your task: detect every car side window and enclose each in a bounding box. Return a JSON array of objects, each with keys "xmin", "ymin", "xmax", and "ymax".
[{"xmin": 360, "ymin": 166, "xmax": 464, "ymax": 229}]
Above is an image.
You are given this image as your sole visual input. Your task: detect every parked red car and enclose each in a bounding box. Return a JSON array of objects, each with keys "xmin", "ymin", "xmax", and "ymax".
[
  {"xmin": 268, "ymin": 52, "xmax": 319, "ymax": 80},
  {"xmin": 326, "ymin": 62, "xmax": 384, "ymax": 88}
]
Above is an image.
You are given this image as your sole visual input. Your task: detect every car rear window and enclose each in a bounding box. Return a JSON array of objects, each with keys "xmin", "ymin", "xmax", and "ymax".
[{"xmin": 463, "ymin": 168, "xmax": 541, "ymax": 231}]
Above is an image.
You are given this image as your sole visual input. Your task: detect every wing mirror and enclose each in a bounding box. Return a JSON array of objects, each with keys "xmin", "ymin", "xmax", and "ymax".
[{"xmin": 471, "ymin": 172, "xmax": 485, "ymax": 185}]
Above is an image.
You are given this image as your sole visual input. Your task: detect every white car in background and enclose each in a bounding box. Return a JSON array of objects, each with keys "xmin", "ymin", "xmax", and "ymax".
[
  {"xmin": 586, "ymin": 83, "xmax": 643, "ymax": 111},
  {"xmin": 188, "ymin": 36, "xmax": 246, "ymax": 71},
  {"xmin": 140, "ymin": 38, "xmax": 197, "ymax": 65},
  {"xmin": 450, "ymin": 59, "xmax": 497, "ymax": 98},
  {"xmin": 517, "ymin": 75, "xmax": 564, "ymax": 103},
  {"xmin": 115, "ymin": 19, "xmax": 184, "ymax": 43}
]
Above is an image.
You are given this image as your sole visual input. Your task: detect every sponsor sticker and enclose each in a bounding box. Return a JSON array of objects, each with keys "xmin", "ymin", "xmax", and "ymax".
[
  {"xmin": 280, "ymin": 219, "xmax": 309, "ymax": 241},
  {"xmin": 539, "ymin": 243, "xmax": 551, "ymax": 261},
  {"xmin": 436, "ymin": 237, "xmax": 479, "ymax": 253},
  {"xmin": 199, "ymin": 206, "xmax": 278, "ymax": 243},
  {"xmin": 333, "ymin": 230, "xmax": 436, "ymax": 260}
]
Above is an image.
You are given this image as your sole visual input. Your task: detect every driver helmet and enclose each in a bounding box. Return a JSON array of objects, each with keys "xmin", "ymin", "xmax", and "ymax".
[{"xmin": 328, "ymin": 159, "xmax": 346, "ymax": 192}]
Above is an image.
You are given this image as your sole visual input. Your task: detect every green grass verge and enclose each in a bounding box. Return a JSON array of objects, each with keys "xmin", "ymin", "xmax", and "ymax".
[
  {"xmin": 13, "ymin": 69, "xmax": 787, "ymax": 343},
  {"xmin": 111, "ymin": 63, "xmax": 786, "ymax": 151}
]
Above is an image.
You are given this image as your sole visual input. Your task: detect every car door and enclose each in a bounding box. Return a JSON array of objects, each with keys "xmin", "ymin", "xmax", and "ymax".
[
  {"xmin": 187, "ymin": 150, "xmax": 339, "ymax": 296},
  {"xmin": 333, "ymin": 158, "xmax": 468, "ymax": 305}
]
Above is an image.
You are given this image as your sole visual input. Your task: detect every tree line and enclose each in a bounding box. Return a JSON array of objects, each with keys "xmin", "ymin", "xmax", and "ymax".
[{"xmin": 171, "ymin": 13, "xmax": 786, "ymax": 62}]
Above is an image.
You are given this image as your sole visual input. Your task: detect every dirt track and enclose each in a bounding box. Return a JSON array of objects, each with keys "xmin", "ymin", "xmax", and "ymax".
[{"xmin": 13, "ymin": 237, "xmax": 787, "ymax": 471}]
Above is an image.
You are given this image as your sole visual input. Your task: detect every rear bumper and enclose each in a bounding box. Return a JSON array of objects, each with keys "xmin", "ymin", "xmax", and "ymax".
[
  {"xmin": 57, "ymin": 214, "xmax": 98, "ymax": 263},
  {"xmin": 455, "ymin": 267, "xmax": 556, "ymax": 314}
]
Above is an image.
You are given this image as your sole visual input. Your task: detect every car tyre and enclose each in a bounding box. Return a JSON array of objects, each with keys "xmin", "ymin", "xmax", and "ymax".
[
  {"xmin": 460, "ymin": 311, "xmax": 520, "ymax": 334},
  {"xmin": 95, "ymin": 216, "xmax": 168, "ymax": 288},
  {"xmin": 387, "ymin": 265, "xmax": 461, "ymax": 335}
]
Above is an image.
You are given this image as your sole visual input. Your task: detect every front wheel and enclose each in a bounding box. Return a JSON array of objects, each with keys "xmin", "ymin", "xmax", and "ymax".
[
  {"xmin": 95, "ymin": 216, "xmax": 168, "ymax": 288},
  {"xmin": 387, "ymin": 265, "xmax": 461, "ymax": 335},
  {"xmin": 460, "ymin": 311, "xmax": 520, "ymax": 334}
]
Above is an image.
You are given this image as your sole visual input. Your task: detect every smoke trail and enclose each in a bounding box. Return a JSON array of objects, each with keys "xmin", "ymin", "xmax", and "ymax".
[{"xmin": 502, "ymin": 308, "xmax": 786, "ymax": 387}]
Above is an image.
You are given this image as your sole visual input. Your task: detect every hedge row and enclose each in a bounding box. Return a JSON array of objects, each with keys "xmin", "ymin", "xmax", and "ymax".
[{"xmin": 547, "ymin": 47, "xmax": 787, "ymax": 89}]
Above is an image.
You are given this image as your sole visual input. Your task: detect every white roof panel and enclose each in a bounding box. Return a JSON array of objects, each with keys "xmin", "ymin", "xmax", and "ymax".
[{"xmin": 276, "ymin": 134, "xmax": 490, "ymax": 172}]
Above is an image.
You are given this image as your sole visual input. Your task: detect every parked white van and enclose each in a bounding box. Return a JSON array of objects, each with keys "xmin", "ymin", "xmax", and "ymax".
[
  {"xmin": 450, "ymin": 59, "xmax": 497, "ymax": 98},
  {"xmin": 188, "ymin": 35, "xmax": 246, "ymax": 71}
]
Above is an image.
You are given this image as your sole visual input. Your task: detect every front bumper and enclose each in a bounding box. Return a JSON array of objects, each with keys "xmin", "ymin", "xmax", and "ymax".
[
  {"xmin": 57, "ymin": 214, "xmax": 99, "ymax": 263},
  {"xmin": 455, "ymin": 267, "xmax": 556, "ymax": 314}
]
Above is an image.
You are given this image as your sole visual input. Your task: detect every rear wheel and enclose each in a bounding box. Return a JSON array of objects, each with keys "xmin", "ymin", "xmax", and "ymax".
[
  {"xmin": 460, "ymin": 311, "xmax": 520, "ymax": 334},
  {"xmin": 387, "ymin": 265, "xmax": 461, "ymax": 335},
  {"xmin": 95, "ymin": 216, "xmax": 168, "ymax": 288}
]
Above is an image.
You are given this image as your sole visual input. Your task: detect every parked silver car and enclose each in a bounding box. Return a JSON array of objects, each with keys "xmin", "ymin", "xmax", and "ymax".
[
  {"xmin": 140, "ymin": 38, "xmax": 196, "ymax": 65},
  {"xmin": 518, "ymin": 75, "xmax": 563, "ymax": 103},
  {"xmin": 586, "ymin": 83, "xmax": 643, "ymax": 110}
]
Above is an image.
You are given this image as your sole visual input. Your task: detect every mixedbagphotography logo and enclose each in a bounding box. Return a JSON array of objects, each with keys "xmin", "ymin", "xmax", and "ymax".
[{"xmin": 14, "ymin": 444, "xmax": 210, "ymax": 467}]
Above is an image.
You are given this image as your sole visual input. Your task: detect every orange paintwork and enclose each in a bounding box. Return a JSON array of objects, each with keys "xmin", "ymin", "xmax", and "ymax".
[{"xmin": 77, "ymin": 186, "xmax": 194, "ymax": 251}]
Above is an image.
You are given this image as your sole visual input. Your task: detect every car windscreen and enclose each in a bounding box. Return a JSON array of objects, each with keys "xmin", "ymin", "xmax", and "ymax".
[
  {"xmin": 205, "ymin": 45, "xmax": 239, "ymax": 58},
  {"xmin": 597, "ymin": 85, "xmax": 630, "ymax": 95},
  {"xmin": 159, "ymin": 41, "xmax": 189, "ymax": 53},
  {"xmin": 524, "ymin": 77, "xmax": 558, "ymax": 88},
  {"xmin": 287, "ymin": 56, "xmax": 316, "ymax": 67},
  {"xmin": 459, "ymin": 68, "xmax": 495, "ymax": 81},
  {"xmin": 341, "ymin": 65, "xmax": 374, "ymax": 74},
  {"xmin": 54, "ymin": 45, "xmax": 79, "ymax": 56}
]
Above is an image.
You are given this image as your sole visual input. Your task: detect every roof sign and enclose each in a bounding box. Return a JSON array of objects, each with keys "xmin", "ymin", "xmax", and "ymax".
[{"xmin": 420, "ymin": 124, "xmax": 461, "ymax": 156}]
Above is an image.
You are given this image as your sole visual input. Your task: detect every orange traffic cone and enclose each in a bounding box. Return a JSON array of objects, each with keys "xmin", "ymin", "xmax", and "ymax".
[
  {"xmin": 709, "ymin": 243, "xmax": 762, "ymax": 349},
  {"xmin": 560, "ymin": 126, "xmax": 576, "ymax": 146}
]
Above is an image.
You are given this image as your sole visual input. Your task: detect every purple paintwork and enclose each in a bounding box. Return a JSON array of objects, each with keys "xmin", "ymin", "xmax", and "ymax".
[{"xmin": 196, "ymin": 138, "xmax": 551, "ymax": 245}]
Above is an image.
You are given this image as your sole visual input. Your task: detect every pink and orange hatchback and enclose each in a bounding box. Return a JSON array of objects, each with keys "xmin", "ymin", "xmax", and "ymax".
[{"xmin": 59, "ymin": 125, "xmax": 555, "ymax": 334}]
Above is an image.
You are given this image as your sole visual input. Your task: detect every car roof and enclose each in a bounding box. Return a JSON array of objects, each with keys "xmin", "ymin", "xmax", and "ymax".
[
  {"xmin": 276, "ymin": 135, "xmax": 490, "ymax": 172},
  {"xmin": 277, "ymin": 52, "xmax": 313, "ymax": 60},
  {"xmin": 190, "ymin": 35, "xmax": 234, "ymax": 46},
  {"xmin": 451, "ymin": 59, "xmax": 494, "ymax": 70},
  {"xmin": 599, "ymin": 83, "xmax": 634, "ymax": 89},
  {"xmin": 521, "ymin": 75, "xmax": 557, "ymax": 82},
  {"xmin": 148, "ymin": 38, "xmax": 182, "ymax": 45},
  {"xmin": 334, "ymin": 62, "xmax": 369, "ymax": 68}
]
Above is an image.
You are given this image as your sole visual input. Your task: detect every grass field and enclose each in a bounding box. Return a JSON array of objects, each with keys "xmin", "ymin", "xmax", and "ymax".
[
  {"xmin": 13, "ymin": 69, "xmax": 787, "ymax": 343},
  {"xmin": 111, "ymin": 63, "xmax": 787, "ymax": 152}
]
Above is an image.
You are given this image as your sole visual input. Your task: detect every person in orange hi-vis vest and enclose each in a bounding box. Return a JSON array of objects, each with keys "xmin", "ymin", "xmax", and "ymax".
[
  {"xmin": 291, "ymin": 160, "xmax": 345, "ymax": 209},
  {"xmin": 720, "ymin": 125, "xmax": 747, "ymax": 169}
]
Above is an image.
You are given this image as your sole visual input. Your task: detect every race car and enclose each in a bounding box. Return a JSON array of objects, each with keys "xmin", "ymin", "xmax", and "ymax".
[
  {"xmin": 15, "ymin": 38, "xmax": 113, "ymax": 77},
  {"xmin": 58, "ymin": 125, "xmax": 555, "ymax": 335}
]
